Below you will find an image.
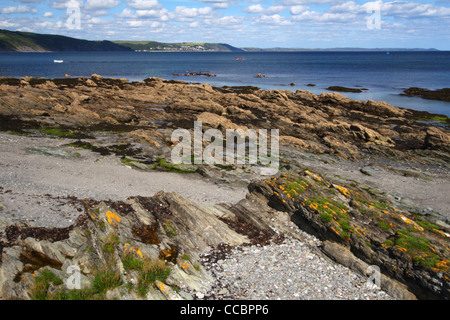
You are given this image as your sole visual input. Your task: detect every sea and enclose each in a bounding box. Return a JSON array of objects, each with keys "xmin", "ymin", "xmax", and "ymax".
[{"xmin": 0, "ymin": 51, "xmax": 449, "ymax": 116}]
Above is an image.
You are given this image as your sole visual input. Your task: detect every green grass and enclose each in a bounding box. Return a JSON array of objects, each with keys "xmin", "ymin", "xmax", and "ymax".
[
  {"xmin": 92, "ymin": 270, "xmax": 123, "ymax": 295},
  {"xmin": 102, "ymin": 232, "xmax": 120, "ymax": 254},
  {"xmin": 137, "ymin": 259, "xmax": 171, "ymax": 297},
  {"xmin": 396, "ymin": 229, "xmax": 431, "ymax": 254},
  {"xmin": 122, "ymin": 253, "xmax": 144, "ymax": 270},
  {"xmin": 320, "ymin": 212, "xmax": 333, "ymax": 223},
  {"xmin": 180, "ymin": 254, "xmax": 191, "ymax": 261},
  {"xmin": 152, "ymin": 158, "xmax": 196, "ymax": 173},
  {"xmin": 416, "ymin": 220, "xmax": 440, "ymax": 231},
  {"xmin": 53, "ymin": 288, "xmax": 98, "ymax": 300},
  {"xmin": 163, "ymin": 220, "xmax": 177, "ymax": 238},
  {"xmin": 378, "ymin": 221, "xmax": 391, "ymax": 231},
  {"xmin": 39, "ymin": 127, "xmax": 78, "ymax": 138},
  {"xmin": 30, "ymin": 269, "xmax": 63, "ymax": 300}
]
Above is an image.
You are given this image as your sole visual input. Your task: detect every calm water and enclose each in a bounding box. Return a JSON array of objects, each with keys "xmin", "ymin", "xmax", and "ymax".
[{"xmin": 1, "ymin": 51, "xmax": 449, "ymax": 116}]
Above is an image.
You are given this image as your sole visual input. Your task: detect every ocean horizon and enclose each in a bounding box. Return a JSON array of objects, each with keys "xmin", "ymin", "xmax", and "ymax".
[{"xmin": 1, "ymin": 51, "xmax": 449, "ymax": 116}]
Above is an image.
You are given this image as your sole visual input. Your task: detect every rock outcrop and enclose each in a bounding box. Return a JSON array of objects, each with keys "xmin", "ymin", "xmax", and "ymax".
[
  {"xmin": 0, "ymin": 76, "xmax": 448, "ymax": 165},
  {"xmin": 0, "ymin": 76, "xmax": 449, "ymax": 300},
  {"xmin": 249, "ymin": 171, "xmax": 450, "ymax": 300}
]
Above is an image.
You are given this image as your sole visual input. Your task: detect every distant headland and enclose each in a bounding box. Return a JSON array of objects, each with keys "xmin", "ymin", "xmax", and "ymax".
[{"xmin": 0, "ymin": 29, "xmax": 440, "ymax": 53}]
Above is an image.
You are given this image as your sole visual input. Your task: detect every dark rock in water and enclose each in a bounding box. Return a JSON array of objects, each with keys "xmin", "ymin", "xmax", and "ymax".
[
  {"xmin": 326, "ymin": 86, "xmax": 364, "ymax": 93},
  {"xmin": 306, "ymin": 84, "xmax": 316, "ymax": 87},
  {"xmin": 402, "ymin": 87, "xmax": 450, "ymax": 102},
  {"xmin": 173, "ymin": 72, "xmax": 216, "ymax": 77}
]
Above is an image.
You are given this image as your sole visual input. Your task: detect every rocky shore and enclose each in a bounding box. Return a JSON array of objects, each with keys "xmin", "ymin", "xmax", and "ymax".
[{"xmin": 0, "ymin": 75, "xmax": 449, "ymax": 300}]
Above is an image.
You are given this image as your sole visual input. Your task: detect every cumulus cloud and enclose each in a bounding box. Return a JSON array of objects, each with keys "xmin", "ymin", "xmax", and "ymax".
[
  {"xmin": 255, "ymin": 14, "xmax": 293, "ymax": 25},
  {"xmin": 380, "ymin": 1, "xmax": 450, "ymax": 18},
  {"xmin": 244, "ymin": 4, "xmax": 265, "ymax": 13},
  {"xmin": 126, "ymin": 0, "xmax": 162, "ymax": 10},
  {"xmin": 168, "ymin": 6, "xmax": 215, "ymax": 21},
  {"xmin": 85, "ymin": 0, "xmax": 120, "ymax": 11},
  {"xmin": 49, "ymin": 0, "xmax": 83, "ymax": 10},
  {"xmin": 244, "ymin": 4, "xmax": 286, "ymax": 14},
  {"xmin": 136, "ymin": 8, "xmax": 169, "ymax": 18},
  {"xmin": 212, "ymin": 2, "xmax": 230, "ymax": 9},
  {"xmin": 290, "ymin": 5, "xmax": 309, "ymax": 15},
  {"xmin": 0, "ymin": 5, "xmax": 38, "ymax": 14},
  {"xmin": 11, "ymin": 0, "xmax": 43, "ymax": 3},
  {"xmin": 118, "ymin": 8, "xmax": 136, "ymax": 18},
  {"xmin": 282, "ymin": 0, "xmax": 341, "ymax": 5}
]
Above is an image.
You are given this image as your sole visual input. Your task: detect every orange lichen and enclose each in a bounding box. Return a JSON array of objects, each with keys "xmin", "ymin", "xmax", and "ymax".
[
  {"xmin": 399, "ymin": 215, "xmax": 424, "ymax": 231},
  {"xmin": 106, "ymin": 210, "xmax": 121, "ymax": 226},
  {"xmin": 156, "ymin": 282, "xmax": 167, "ymax": 292},
  {"xmin": 305, "ymin": 170, "xmax": 322, "ymax": 182},
  {"xmin": 331, "ymin": 184, "xmax": 350, "ymax": 197},
  {"xmin": 124, "ymin": 243, "xmax": 144, "ymax": 259}
]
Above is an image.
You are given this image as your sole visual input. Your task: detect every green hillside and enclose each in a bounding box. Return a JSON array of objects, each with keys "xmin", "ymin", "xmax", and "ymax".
[
  {"xmin": 0, "ymin": 29, "xmax": 132, "ymax": 52},
  {"xmin": 113, "ymin": 40, "xmax": 244, "ymax": 52}
]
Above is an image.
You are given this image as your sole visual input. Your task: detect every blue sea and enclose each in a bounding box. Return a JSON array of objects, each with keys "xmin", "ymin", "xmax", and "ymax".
[{"xmin": 0, "ymin": 51, "xmax": 449, "ymax": 116}]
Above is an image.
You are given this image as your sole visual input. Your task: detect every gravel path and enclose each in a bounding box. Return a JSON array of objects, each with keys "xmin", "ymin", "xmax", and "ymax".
[{"xmin": 201, "ymin": 236, "xmax": 394, "ymax": 300}]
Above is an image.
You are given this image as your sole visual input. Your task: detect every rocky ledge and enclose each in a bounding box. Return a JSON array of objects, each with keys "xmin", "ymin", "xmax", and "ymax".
[
  {"xmin": 0, "ymin": 75, "xmax": 449, "ymax": 300},
  {"xmin": 1, "ymin": 169, "xmax": 448, "ymax": 300},
  {"xmin": 402, "ymin": 87, "xmax": 450, "ymax": 103}
]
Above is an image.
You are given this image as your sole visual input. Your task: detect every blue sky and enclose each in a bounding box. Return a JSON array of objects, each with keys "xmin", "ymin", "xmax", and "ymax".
[{"xmin": 0, "ymin": 0, "xmax": 449, "ymax": 49}]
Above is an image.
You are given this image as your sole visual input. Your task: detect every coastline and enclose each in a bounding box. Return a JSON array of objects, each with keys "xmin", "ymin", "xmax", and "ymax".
[{"xmin": 0, "ymin": 75, "xmax": 449, "ymax": 300}]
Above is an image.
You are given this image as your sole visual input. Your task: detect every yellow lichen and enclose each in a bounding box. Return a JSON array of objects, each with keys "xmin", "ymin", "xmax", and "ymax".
[
  {"xmin": 305, "ymin": 170, "xmax": 322, "ymax": 182},
  {"xmin": 331, "ymin": 184, "xmax": 350, "ymax": 197},
  {"xmin": 399, "ymin": 215, "xmax": 424, "ymax": 231},
  {"xmin": 106, "ymin": 210, "xmax": 121, "ymax": 226},
  {"xmin": 124, "ymin": 243, "xmax": 144, "ymax": 259}
]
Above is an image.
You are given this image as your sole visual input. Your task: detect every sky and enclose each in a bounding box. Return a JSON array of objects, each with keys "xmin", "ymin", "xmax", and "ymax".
[{"xmin": 0, "ymin": 0, "xmax": 449, "ymax": 49}]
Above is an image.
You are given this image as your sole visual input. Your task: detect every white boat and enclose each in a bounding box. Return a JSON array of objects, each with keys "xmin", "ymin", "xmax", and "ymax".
[{"xmin": 54, "ymin": 59, "xmax": 64, "ymax": 63}]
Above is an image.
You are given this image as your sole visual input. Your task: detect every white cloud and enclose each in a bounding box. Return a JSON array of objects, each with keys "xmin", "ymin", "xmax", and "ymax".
[
  {"xmin": 282, "ymin": 0, "xmax": 341, "ymax": 5},
  {"xmin": 49, "ymin": 0, "xmax": 83, "ymax": 10},
  {"xmin": 244, "ymin": 4, "xmax": 265, "ymax": 13},
  {"xmin": 43, "ymin": 11, "xmax": 54, "ymax": 17},
  {"xmin": 126, "ymin": 0, "xmax": 162, "ymax": 10},
  {"xmin": 86, "ymin": 17, "xmax": 107, "ymax": 24},
  {"xmin": 202, "ymin": 15, "xmax": 244, "ymax": 29},
  {"xmin": 212, "ymin": 2, "xmax": 230, "ymax": 9},
  {"xmin": 244, "ymin": 4, "xmax": 286, "ymax": 14},
  {"xmin": 380, "ymin": 1, "xmax": 450, "ymax": 18},
  {"xmin": 10, "ymin": 0, "xmax": 43, "ymax": 3},
  {"xmin": 255, "ymin": 14, "xmax": 293, "ymax": 25},
  {"xmin": 85, "ymin": 0, "xmax": 120, "ymax": 11},
  {"xmin": 0, "ymin": 20, "xmax": 20, "ymax": 28},
  {"xmin": 169, "ymin": 6, "xmax": 215, "ymax": 21},
  {"xmin": 118, "ymin": 8, "xmax": 136, "ymax": 18},
  {"xmin": 0, "ymin": 5, "xmax": 38, "ymax": 14},
  {"xmin": 290, "ymin": 5, "xmax": 309, "ymax": 15},
  {"xmin": 291, "ymin": 9, "xmax": 357, "ymax": 23},
  {"xmin": 328, "ymin": 1, "xmax": 365, "ymax": 14},
  {"xmin": 127, "ymin": 20, "xmax": 148, "ymax": 27},
  {"xmin": 136, "ymin": 8, "xmax": 169, "ymax": 18}
]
